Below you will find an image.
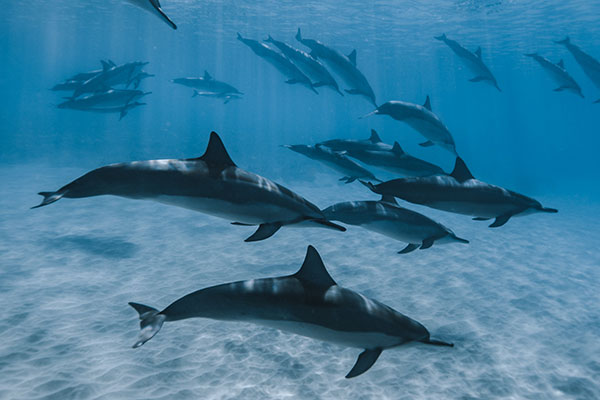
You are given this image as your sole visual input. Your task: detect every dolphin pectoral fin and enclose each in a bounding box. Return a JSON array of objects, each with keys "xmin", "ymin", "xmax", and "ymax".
[
  {"xmin": 244, "ymin": 222, "xmax": 282, "ymax": 242},
  {"xmin": 419, "ymin": 140, "xmax": 435, "ymax": 147},
  {"xmin": 309, "ymin": 219, "xmax": 346, "ymax": 232},
  {"xmin": 469, "ymin": 76, "xmax": 487, "ymax": 82},
  {"xmin": 231, "ymin": 222, "xmax": 254, "ymax": 226},
  {"xmin": 541, "ymin": 207, "xmax": 558, "ymax": 213},
  {"xmin": 31, "ymin": 191, "xmax": 64, "ymax": 209},
  {"xmin": 129, "ymin": 302, "xmax": 166, "ymax": 348},
  {"xmin": 398, "ymin": 243, "xmax": 419, "ymax": 254},
  {"xmin": 489, "ymin": 214, "xmax": 511, "ymax": 228},
  {"xmin": 420, "ymin": 238, "xmax": 435, "ymax": 250},
  {"xmin": 345, "ymin": 348, "xmax": 382, "ymax": 379},
  {"xmin": 421, "ymin": 338, "xmax": 454, "ymax": 347},
  {"xmin": 149, "ymin": 0, "xmax": 177, "ymax": 30}
]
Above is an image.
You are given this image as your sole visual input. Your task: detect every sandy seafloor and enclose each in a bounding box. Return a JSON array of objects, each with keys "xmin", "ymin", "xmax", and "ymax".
[{"xmin": 1, "ymin": 164, "xmax": 599, "ymax": 400}]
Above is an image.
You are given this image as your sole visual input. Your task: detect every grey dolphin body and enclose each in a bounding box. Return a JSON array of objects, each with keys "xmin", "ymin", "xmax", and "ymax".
[
  {"xmin": 32, "ymin": 132, "xmax": 345, "ymax": 242},
  {"xmin": 296, "ymin": 28, "xmax": 376, "ymax": 105},
  {"xmin": 435, "ymin": 34, "xmax": 501, "ymax": 91},
  {"xmin": 172, "ymin": 71, "xmax": 243, "ymax": 96},
  {"xmin": 362, "ymin": 157, "xmax": 557, "ymax": 228},
  {"xmin": 125, "ymin": 0, "xmax": 177, "ymax": 30},
  {"xmin": 57, "ymin": 89, "xmax": 150, "ymax": 119},
  {"xmin": 73, "ymin": 61, "xmax": 149, "ymax": 98},
  {"xmin": 264, "ymin": 35, "xmax": 343, "ymax": 95},
  {"xmin": 237, "ymin": 33, "xmax": 317, "ymax": 94},
  {"xmin": 323, "ymin": 196, "xmax": 468, "ymax": 254},
  {"xmin": 556, "ymin": 37, "xmax": 600, "ymax": 103},
  {"xmin": 364, "ymin": 97, "xmax": 458, "ymax": 155},
  {"xmin": 284, "ymin": 144, "xmax": 379, "ymax": 183},
  {"xmin": 525, "ymin": 53, "xmax": 583, "ymax": 97},
  {"xmin": 320, "ymin": 130, "xmax": 445, "ymax": 177},
  {"xmin": 129, "ymin": 245, "xmax": 453, "ymax": 378}
]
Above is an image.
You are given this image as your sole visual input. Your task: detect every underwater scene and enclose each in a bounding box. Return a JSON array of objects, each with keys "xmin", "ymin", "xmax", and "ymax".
[{"xmin": 1, "ymin": 0, "xmax": 600, "ymax": 398}]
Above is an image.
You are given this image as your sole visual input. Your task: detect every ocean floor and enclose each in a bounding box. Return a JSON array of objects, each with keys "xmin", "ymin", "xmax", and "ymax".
[{"xmin": 0, "ymin": 165, "xmax": 599, "ymax": 400}]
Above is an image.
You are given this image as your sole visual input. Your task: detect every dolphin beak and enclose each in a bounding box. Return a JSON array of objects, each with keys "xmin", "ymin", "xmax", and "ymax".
[{"xmin": 359, "ymin": 110, "xmax": 378, "ymax": 119}]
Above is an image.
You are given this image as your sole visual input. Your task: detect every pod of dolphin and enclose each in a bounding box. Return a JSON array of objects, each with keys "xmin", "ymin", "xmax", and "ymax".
[{"xmin": 35, "ymin": 4, "xmax": 600, "ymax": 378}]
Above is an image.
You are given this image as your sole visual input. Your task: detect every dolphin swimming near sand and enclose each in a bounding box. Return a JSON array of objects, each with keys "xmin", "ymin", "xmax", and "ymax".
[
  {"xmin": 237, "ymin": 33, "xmax": 317, "ymax": 94},
  {"xmin": 283, "ymin": 144, "xmax": 379, "ymax": 183},
  {"xmin": 172, "ymin": 71, "xmax": 243, "ymax": 97},
  {"xmin": 264, "ymin": 35, "xmax": 343, "ymax": 95},
  {"xmin": 129, "ymin": 245, "xmax": 453, "ymax": 378},
  {"xmin": 73, "ymin": 61, "xmax": 149, "ymax": 98},
  {"xmin": 296, "ymin": 28, "xmax": 376, "ymax": 105},
  {"xmin": 57, "ymin": 89, "xmax": 150, "ymax": 119},
  {"xmin": 33, "ymin": 132, "xmax": 344, "ymax": 241},
  {"xmin": 435, "ymin": 34, "xmax": 501, "ymax": 91},
  {"xmin": 362, "ymin": 97, "xmax": 458, "ymax": 155},
  {"xmin": 320, "ymin": 130, "xmax": 445, "ymax": 177},
  {"xmin": 323, "ymin": 196, "xmax": 468, "ymax": 254},
  {"xmin": 362, "ymin": 157, "xmax": 557, "ymax": 228},
  {"xmin": 525, "ymin": 53, "xmax": 583, "ymax": 98},
  {"xmin": 125, "ymin": 0, "xmax": 177, "ymax": 30},
  {"xmin": 556, "ymin": 37, "xmax": 600, "ymax": 103}
]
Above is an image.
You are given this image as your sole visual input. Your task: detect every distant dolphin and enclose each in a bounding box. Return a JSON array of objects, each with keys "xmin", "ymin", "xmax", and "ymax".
[
  {"xmin": 296, "ymin": 28, "xmax": 376, "ymax": 105},
  {"xmin": 525, "ymin": 53, "xmax": 583, "ymax": 97},
  {"xmin": 73, "ymin": 61, "xmax": 149, "ymax": 98},
  {"xmin": 237, "ymin": 33, "xmax": 317, "ymax": 94},
  {"xmin": 320, "ymin": 130, "xmax": 445, "ymax": 177},
  {"xmin": 264, "ymin": 35, "xmax": 343, "ymax": 95},
  {"xmin": 323, "ymin": 196, "xmax": 468, "ymax": 254},
  {"xmin": 32, "ymin": 132, "xmax": 345, "ymax": 242},
  {"xmin": 362, "ymin": 96, "xmax": 458, "ymax": 155},
  {"xmin": 125, "ymin": 0, "xmax": 177, "ymax": 30},
  {"xmin": 129, "ymin": 245, "xmax": 453, "ymax": 378},
  {"xmin": 435, "ymin": 34, "xmax": 501, "ymax": 91},
  {"xmin": 556, "ymin": 37, "xmax": 600, "ymax": 103},
  {"xmin": 362, "ymin": 157, "xmax": 557, "ymax": 228},
  {"xmin": 283, "ymin": 144, "xmax": 380, "ymax": 183},
  {"xmin": 172, "ymin": 71, "xmax": 243, "ymax": 96},
  {"xmin": 192, "ymin": 91, "xmax": 243, "ymax": 104},
  {"xmin": 57, "ymin": 89, "xmax": 150, "ymax": 119}
]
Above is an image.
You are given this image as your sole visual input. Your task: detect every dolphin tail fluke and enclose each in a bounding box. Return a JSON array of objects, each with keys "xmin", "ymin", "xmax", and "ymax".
[
  {"xmin": 295, "ymin": 28, "xmax": 302, "ymax": 42},
  {"xmin": 129, "ymin": 302, "xmax": 166, "ymax": 348},
  {"xmin": 346, "ymin": 348, "xmax": 382, "ymax": 379},
  {"xmin": 421, "ymin": 338, "xmax": 454, "ymax": 347},
  {"xmin": 540, "ymin": 207, "xmax": 558, "ymax": 213},
  {"xmin": 555, "ymin": 36, "xmax": 570, "ymax": 45},
  {"xmin": 31, "ymin": 191, "xmax": 64, "ymax": 209},
  {"xmin": 245, "ymin": 222, "xmax": 282, "ymax": 242},
  {"xmin": 451, "ymin": 234, "xmax": 469, "ymax": 244}
]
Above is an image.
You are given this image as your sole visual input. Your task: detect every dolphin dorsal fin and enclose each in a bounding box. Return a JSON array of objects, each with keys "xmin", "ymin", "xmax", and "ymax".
[
  {"xmin": 380, "ymin": 195, "xmax": 398, "ymax": 205},
  {"xmin": 101, "ymin": 60, "xmax": 112, "ymax": 71},
  {"xmin": 108, "ymin": 59, "xmax": 117, "ymax": 67},
  {"xmin": 392, "ymin": 141, "xmax": 404, "ymax": 155},
  {"xmin": 475, "ymin": 47, "xmax": 482, "ymax": 58},
  {"xmin": 347, "ymin": 49, "xmax": 357, "ymax": 66},
  {"xmin": 369, "ymin": 129, "xmax": 382, "ymax": 143},
  {"xmin": 197, "ymin": 131, "xmax": 236, "ymax": 167},
  {"xmin": 557, "ymin": 59, "xmax": 565, "ymax": 68},
  {"xmin": 294, "ymin": 246, "xmax": 336, "ymax": 288},
  {"xmin": 203, "ymin": 70, "xmax": 213, "ymax": 80},
  {"xmin": 423, "ymin": 95, "xmax": 432, "ymax": 111},
  {"xmin": 450, "ymin": 157, "xmax": 474, "ymax": 183}
]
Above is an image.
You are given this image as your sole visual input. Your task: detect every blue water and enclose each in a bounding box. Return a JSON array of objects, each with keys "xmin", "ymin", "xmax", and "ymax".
[{"xmin": 1, "ymin": 1, "xmax": 600, "ymax": 399}]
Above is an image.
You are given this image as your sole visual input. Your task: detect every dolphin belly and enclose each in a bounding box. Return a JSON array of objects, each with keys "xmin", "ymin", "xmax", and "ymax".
[
  {"xmin": 424, "ymin": 200, "xmax": 516, "ymax": 217},
  {"xmin": 361, "ymin": 219, "xmax": 441, "ymax": 244}
]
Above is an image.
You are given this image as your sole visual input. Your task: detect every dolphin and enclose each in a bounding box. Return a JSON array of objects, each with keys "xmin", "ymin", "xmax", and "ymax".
[
  {"xmin": 58, "ymin": 89, "xmax": 150, "ymax": 113},
  {"xmin": 362, "ymin": 96, "xmax": 458, "ymax": 155},
  {"xmin": 361, "ymin": 157, "xmax": 557, "ymax": 228},
  {"xmin": 237, "ymin": 33, "xmax": 317, "ymax": 94},
  {"xmin": 283, "ymin": 144, "xmax": 380, "ymax": 183},
  {"xmin": 435, "ymin": 33, "xmax": 501, "ymax": 91},
  {"xmin": 73, "ymin": 61, "xmax": 149, "ymax": 98},
  {"xmin": 323, "ymin": 195, "xmax": 468, "ymax": 253},
  {"xmin": 296, "ymin": 28, "xmax": 376, "ymax": 105},
  {"xmin": 32, "ymin": 132, "xmax": 345, "ymax": 242},
  {"xmin": 556, "ymin": 37, "xmax": 600, "ymax": 103},
  {"xmin": 129, "ymin": 245, "xmax": 453, "ymax": 378},
  {"xmin": 264, "ymin": 35, "xmax": 343, "ymax": 95},
  {"xmin": 191, "ymin": 90, "xmax": 243, "ymax": 104},
  {"xmin": 320, "ymin": 130, "xmax": 445, "ymax": 177},
  {"xmin": 525, "ymin": 53, "xmax": 583, "ymax": 97},
  {"xmin": 125, "ymin": 0, "xmax": 177, "ymax": 30},
  {"xmin": 172, "ymin": 71, "xmax": 243, "ymax": 96}
]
